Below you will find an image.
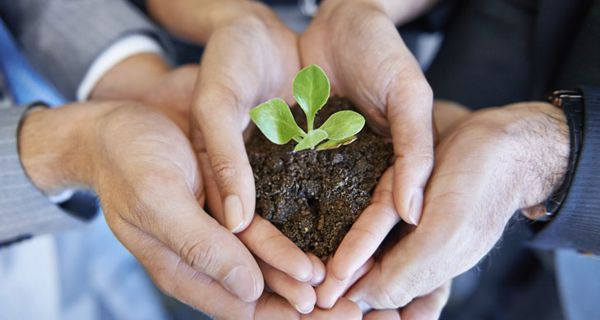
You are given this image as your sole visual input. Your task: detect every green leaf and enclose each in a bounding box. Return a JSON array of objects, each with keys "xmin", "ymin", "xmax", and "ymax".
[
  {"xmin": 316, "ymin": 135, "xmax": 358, "ymax": 151},
  {"xmin": 249, "ymin": 98, "xmax": 306, "ymax": 145},
  {"xmin": 294, "ymin": 129, "xmax": 328, "ymax": 152},
  {"xmin": 293, "ymin": 64, "xmax": 331, "ymax": 131},
  {"xmin": 319, "ymin": 110, "xmax": 365, "ymax": 141}
]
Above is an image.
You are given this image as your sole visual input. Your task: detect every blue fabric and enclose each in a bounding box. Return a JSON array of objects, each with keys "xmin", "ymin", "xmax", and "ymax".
[
  {"xmin": 0, "ymin": 19, "xmax": 65, "ymax": 106},
  {"xmin": 0, "ymin": 17, "xmax": 169, "ymax": 320},
  {"xmin": 0, "ymin": 17, "xmax": 99, "ymax": 221}
]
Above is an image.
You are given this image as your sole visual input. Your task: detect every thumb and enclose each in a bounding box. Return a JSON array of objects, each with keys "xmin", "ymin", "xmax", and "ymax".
[
  {"xmin": 387, "ymin": 82, "xmax": 434, "ymax": 225},
  {"xmin": 131, "ymin": 181, "xmax": 264, "ymax": 303},
  {"xmin": 192, "ymin": 91, "xmax": 256, "ymax": 233}
]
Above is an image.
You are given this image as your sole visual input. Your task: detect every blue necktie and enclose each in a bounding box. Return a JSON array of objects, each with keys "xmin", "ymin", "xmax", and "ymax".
[{"xmin": 0, "ymin": 19, "xmax": 65, "ymax": 106}]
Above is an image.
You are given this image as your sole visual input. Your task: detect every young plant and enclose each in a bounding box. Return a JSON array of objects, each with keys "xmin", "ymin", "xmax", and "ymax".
[{"xmin": 250, "ymin": 64, "xmax": 365, "ymax": 152}]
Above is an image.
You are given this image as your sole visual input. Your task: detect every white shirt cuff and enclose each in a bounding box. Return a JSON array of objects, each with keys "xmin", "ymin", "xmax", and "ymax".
[
  {"xmin": 76, "ymin": 34, "xmax": 164, "ymax": 101},
  {"xmin": 47, "ymin": 189, "xmax": 76, "ymax": 204}
]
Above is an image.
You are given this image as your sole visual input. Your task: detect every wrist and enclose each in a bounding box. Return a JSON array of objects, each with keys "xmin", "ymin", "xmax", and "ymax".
[
  {"xmin": 318, "ymin": 0, "xmax": 385, "ymax": 21},
  {"xmin": 148, "ymin": 0, "xmax": 277, "ymax": 43},
  {"xmin": 498, "ymin": 103, "xmax": 570, "ymax": 209},
  {"xmin": 320, "ymin": 0, "xmax": 437, "ymax": 24},
  {"xmin": 18, "ymin": 102, "xmax": 120, "ymax": 194},
  {"xmin": 90, "ymin": 53, "xmax": 170, "ymax": 102}
]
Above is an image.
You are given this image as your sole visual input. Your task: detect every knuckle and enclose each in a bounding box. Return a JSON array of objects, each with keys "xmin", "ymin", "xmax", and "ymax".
[
  {"xmin": 415, "ymin": 81, "xmax": 433, "ymax": 100},
  {"xmin": 394, "ymin": 151, "xmax": 434, "ymax": 175},
  {"xmin": 195, "ymin": 83, "xmax": 245, "ymax": 120},
  {"xmin": 347, "ymin": 226, "xmax": 380, "ymax": 248},
  {"xmin": 125, "ymin": 196, "xmax": 156, "ymax": 230},
  {"xmin": 378, "ymin": 283, "xmax": 411, "ymax": 309},
  {"xmin": 179, "ymin": 237, "xmax": 220, "ymax": 274},
  {"xmin": 209, "ymin": 153, "xmax": 239, "ymax": 187}
]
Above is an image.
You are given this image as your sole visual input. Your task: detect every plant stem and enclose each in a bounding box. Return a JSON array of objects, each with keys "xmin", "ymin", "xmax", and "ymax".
[{"xmin": 307, "ymin": 114, "xmax": 314, "ymax": 131}]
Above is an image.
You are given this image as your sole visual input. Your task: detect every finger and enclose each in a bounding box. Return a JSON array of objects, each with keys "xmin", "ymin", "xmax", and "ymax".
[
  {"xmin": 255, "ymin": 292, "xmax": 301, "ymax": 320},
  {"xmin": 201, "ymin": 153, "xmax": 314, "ymax": 283},
  {"xmin": 387, "ymin": 78, "xmax": 434, "ymax": 226},
  {"xmin": 108, "ymin": 218, "xmax": 254, "ymax": 319},
  {"xmin": 307, "ymin": 253, "xmax": 326, "ymax": 286},
  {"xmin": 260, "ymin": 259, "xmax": 317, "ymax": 314},
  {"xmin": 346, "ymin": 207, "xmax": 479, "ymax": 310},
  {"xmin": 193, "ymin": 91, "xmax": 255, "ymax": 233},
  {"xmin": 364, "ymin": 310, "xmax": 400, "ymax": 320},
  {"xmin": 129, "ymin": 179, "xmax": 263, "ymax": 302},
  {"xmin": 317, "ymin": 259, "xmax": 374, "ymax": 309},
  {"xmin": 328, "ymin": 168, "xmax": 398, "ymax": 281},
  {"xmin": 400, "ymin": 282, "xmax": 451, "ymax": 320},
  {"xmin": 239, "ymin": 215, "xmax": 314, "ymax": 282},
  {"xmin": 303, "ymin": 298, "xmax": 362, "ymax": 320}
]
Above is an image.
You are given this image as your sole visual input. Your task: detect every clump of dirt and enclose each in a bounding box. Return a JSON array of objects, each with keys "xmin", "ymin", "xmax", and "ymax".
[{"xmin": 247, "ymin": 97, "xmax": 393, "ymax": 261}]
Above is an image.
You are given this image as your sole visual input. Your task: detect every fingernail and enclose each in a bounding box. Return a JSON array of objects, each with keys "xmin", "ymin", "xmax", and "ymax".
[
  {"xmin": 309, "ymin": 258, "xmax": 326, "ymax": 286},
  {"xmin": 294, "ymin": 302, "xmax": 314, "ymax": 314},
  {"xmin": 224, "ymin": 266, "xmax": 259, "ymax": 302},
  {"xmin": 408, "ymin": 188, "xmax": 424, "ymax": 225},
  {"xmin": 292, "ymin": 270, "xmax": 312, "ymax": 282},
  {"xmin": 224, "ymin": 195, "xmax": 244, "ymax": 233},
  {"xmin": 310, "ymin": 271, "xmax": 325, "ymax": 286}
]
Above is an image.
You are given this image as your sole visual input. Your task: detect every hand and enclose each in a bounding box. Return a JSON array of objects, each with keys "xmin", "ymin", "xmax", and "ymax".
[
  {"xmin": 168, "ymin": 1, "xmax": 300, "ymax": 234},
  {"xmin": 19, "ymin": 102, "xmax": 265, "ymax": 317},
  {"xmin": 300, "ymin": 0, "xmax": 435, "ymax": 226},
  {"xmin": 186, "ymin": 4, "xmax": 325, "ymax": 312},
  {"xmin": 90, "ymin": 52, "xmax": 198, "ymax": 132},
  {"xmin": 314, "ymin": 100, "xmax": 470, "ymax": 311},
  {"xmin": 91, "ymin": 47, "xmax": 322, "ymax": 312},
  {"xmin": 344, "ymin": 102, "xmax": 569, "ymax": 309},
  {"xmin": 253, "ymin": 296, "xmax": 363, "ymax": 320},
  {"xmin": 362, "ymin": 282, "xmax": 451, "ymax": 320},
  {"xmin": 312, "ymin": 168, "xmax": 450, "ymax": 318}
]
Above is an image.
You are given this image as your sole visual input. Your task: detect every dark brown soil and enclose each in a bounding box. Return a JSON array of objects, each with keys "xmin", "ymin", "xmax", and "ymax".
[{"xmin": 247, "ymin": 97, "xmax": 393, "ymax": 261}]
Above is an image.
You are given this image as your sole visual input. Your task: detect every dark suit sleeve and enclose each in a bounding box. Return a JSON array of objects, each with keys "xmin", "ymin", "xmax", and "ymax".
[
  {"xmin": 0, "ymin": 0, "xmax": 161, "ymax": 100},
  {"xmin": 532, "ymin": 88, "xmax": 600, "ymax": 254},
  {"xmin": 531, "ymin": 1, "xmax": 600, "ymax": 254}
]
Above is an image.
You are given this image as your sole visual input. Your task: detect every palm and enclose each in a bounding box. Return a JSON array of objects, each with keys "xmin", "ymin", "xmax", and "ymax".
[
  {"xmin": 301, "ymin": 1, "xmax": 435, "ymax": 238},
  {"xmin": 300, "ymin": 5, "xmax": 425, "ymax": 132}
]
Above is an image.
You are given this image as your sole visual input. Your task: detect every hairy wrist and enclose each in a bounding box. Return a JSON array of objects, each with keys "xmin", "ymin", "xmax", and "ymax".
[
  {"xmin": 511, "ymin": 103, "xmax": 569, "ymax": 207},
  {"xmin": 488, "ymin": 103, "xmax": 569, "ymax": 209},
  {"xmin": 18, "ymin": 103, "xmax": 116, "ymax": 194}
]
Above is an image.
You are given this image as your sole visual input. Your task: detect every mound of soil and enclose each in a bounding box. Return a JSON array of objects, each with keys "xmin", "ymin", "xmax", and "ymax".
[{"xmin": 247, "ymin": 97, "xmax": 393, "ymax": 261}]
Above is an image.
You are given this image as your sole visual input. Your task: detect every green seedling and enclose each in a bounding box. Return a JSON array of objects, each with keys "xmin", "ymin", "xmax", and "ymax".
[{"xmin": 250, "ymin": 65, "xmax": 365, "ymax": 152}]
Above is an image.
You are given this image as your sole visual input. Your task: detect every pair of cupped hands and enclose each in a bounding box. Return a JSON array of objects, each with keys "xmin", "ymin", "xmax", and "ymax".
[{"xmin": 41, "ymin": 0, "xmax": 568, "ymax": 319}]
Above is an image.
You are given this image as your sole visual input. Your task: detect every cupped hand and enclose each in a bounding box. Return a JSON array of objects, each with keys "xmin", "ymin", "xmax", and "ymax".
[
  {"xmin": 344, "ymin": 102, "xmax": 569, "ymax": 310},
  {"xmin": 83, "ymin": 103, "xmax": 266, "ymax": 311},
  {"xmin": 91, "ymin": 43, "xmax": 322, "ymax": 312},
  {"xmin": 189, "ymin": 5, "xmax": 327, "ymax": 312},
  {"xmin": 300, "ymin": 0, "xmax": 435, "ymax": 226},
  {"xmin": 191, "ymin": 5, "xmax": 299, "ymax": 232},
  {"xmin": 313, "ymin": 168, "xmax": 450, "ymax": 317},
  {"xmin": 314, "ymin": 100, "xmax": 470, "ymax": 312}
]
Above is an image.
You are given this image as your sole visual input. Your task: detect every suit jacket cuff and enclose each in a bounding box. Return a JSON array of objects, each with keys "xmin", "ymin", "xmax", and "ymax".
[
  {"xmin": 531, "ymin": 87, "xmax": 600, "ymax": 255},
  {"xmin": 0, "ymin": 106, "xmax": 83, "ymax": 245}
]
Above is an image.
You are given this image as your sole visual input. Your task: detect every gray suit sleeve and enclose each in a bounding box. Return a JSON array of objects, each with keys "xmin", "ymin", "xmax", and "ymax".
[
  {"xmin": 0, "ymin": 107, "xmax": 83, "ymax": 243},
  {"xmin": 0, "ymin": 0, "xmax": 161, "ymax": 100}
]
